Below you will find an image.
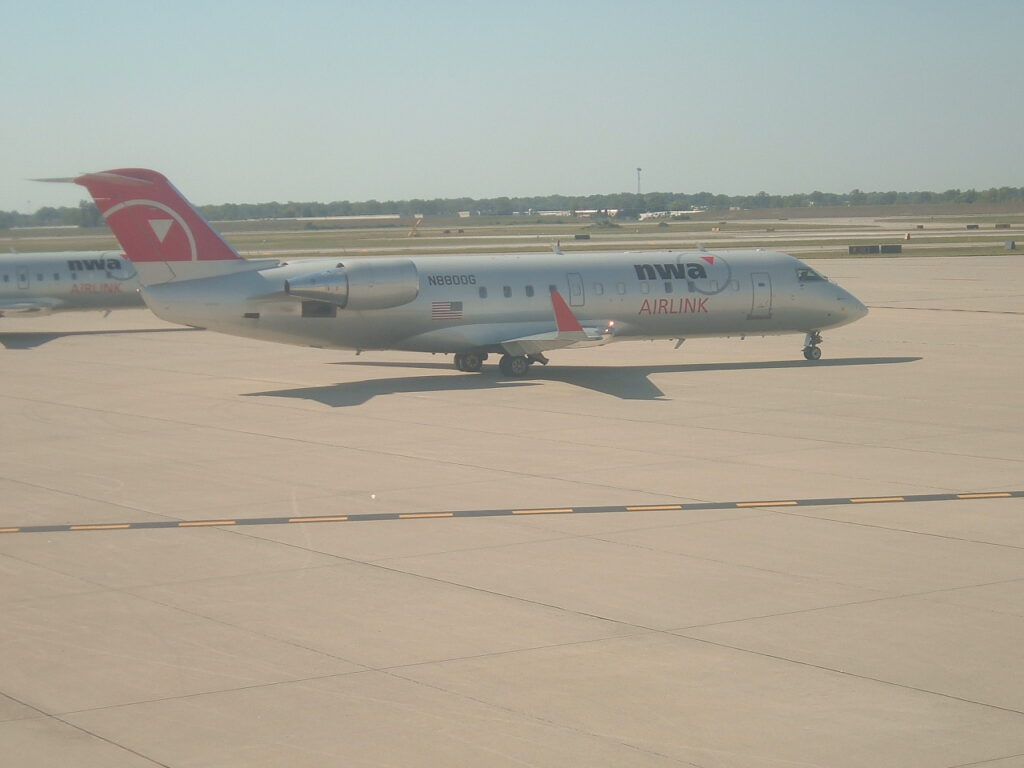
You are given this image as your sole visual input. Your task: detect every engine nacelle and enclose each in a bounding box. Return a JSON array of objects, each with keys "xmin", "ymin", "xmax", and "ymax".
[{"xmin": 285, "ymin": 258, "xmax": 419, "ymax": 310}]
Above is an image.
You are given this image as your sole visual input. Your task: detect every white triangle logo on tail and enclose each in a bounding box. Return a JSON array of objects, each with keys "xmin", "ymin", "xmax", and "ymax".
[{"xmin": 149, "ymin": 219, "xmax": 173, "ymax": 243}]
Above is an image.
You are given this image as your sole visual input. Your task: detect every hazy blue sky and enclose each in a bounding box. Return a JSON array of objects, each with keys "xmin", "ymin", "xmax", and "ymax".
[{"xmin": 4, "ymin": 0, "xmax": 1023, "ymax": 212}]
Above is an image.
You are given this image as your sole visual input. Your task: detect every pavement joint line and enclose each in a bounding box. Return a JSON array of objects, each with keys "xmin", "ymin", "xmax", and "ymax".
[
  {"xmin": 678, "ymin": 632, "xmax": 1024, "ymax": 719},
  {"xmin": 1, "ymin": 491, "xmax": 1020, "ymax": 535},
  {"xmin": 868, "ymin": 305, "xmax": 1024, "ymax": 316}
]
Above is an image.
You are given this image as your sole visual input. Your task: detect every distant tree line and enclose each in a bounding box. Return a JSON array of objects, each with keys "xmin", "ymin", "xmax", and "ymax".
[
  {"xmin": 1, "ymin": 200, "xmax": 104, "ymax": 229},
  {"xmin": 4, "ymin": 186, "xmax": 1024, "ymax": 229}
]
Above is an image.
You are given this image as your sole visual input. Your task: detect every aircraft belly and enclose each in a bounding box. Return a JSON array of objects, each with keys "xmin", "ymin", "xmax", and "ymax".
[{"xmin": 60, "ymin": 290, "xmax": 142, "ymax": 311}]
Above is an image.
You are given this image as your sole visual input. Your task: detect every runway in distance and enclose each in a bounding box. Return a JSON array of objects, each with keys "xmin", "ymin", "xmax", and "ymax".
[
  {"xmin": 59, "ymin": 168, "xmax": 868, "ymax": 375},
  {"xmin": 0, "ymin": 251, "xmax": 143, "ymax": 317}
]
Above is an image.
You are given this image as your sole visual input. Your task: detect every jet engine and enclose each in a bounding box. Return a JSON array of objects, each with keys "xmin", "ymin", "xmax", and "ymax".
[{"xmin": 284, "ymin": 258, "xmax": 419, "ymax": 310}]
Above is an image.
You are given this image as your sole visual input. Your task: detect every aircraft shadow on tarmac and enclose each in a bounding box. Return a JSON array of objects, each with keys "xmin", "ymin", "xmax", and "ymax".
[
  {"xmin": 0, "ymin": 327, "xmax": 200, "ymax": 350},
  {"xmin": 246, "ymin": 356, "xmax": 921, "ymax": 406}
]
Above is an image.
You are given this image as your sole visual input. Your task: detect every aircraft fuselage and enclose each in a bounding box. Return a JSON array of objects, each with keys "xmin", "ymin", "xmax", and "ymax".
[
  {"xmin": 0, "ymin": 251, "xmax": 143, "ymax": 316},
  {"xmin": 140, "ymin": 249, "xmax": 866, "ymax": 354}
]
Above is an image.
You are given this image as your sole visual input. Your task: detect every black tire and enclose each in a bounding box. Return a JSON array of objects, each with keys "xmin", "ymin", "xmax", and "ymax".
[
  {"xmin": 803, "ymin": 345, "xmax": 822, "ymax": 361},
  {"xmin": 499, "ymin": 354, "xmax": 530, "ymax": 377},
  {"xmin": 461, "ymin": 352, "xmax": 484, "ymax": 372},
  {"xmin": 508, "ymin": 355, "xmax": 529, "ymax": 376},
  {"xmin": 453, "ymin": 353, "xmax": 466, "ymax": 371}
]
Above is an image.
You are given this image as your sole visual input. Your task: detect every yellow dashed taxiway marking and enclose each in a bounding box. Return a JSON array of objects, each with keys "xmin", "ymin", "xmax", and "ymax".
[{"xmin": 1, "ymin": 492, "xmax": 1019, "ymax": 534}]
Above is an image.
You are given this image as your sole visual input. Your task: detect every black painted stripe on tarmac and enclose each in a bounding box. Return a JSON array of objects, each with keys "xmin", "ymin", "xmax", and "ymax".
[{"xmin": 1, "ymin": 491, "xmax": 1020, "ymax": 535}]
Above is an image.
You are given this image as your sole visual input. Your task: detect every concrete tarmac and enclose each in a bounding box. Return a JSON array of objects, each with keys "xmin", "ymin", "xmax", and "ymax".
[{"xmin": 1, "ymin": 255, "xmax": 1022, "ymax": 767}]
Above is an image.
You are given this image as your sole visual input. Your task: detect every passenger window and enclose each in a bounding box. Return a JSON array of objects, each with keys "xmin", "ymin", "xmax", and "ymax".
[
  {"xmin": 616, "ymin": 282, "xmax": 625, "ymax": 295},
  {"xmin": 37, "ymin": 274, "xmax": 44, "ymax": 281},
  {"xmin": 525, "ymin": 285, "xmax": 534, "ymax": 297},
  {"xmin": 478, "ymin": 286, "xmax": 488, "ymax": 299},
  {"xmin": 503, "ymin": 286, "xmax": 511, "ymax": 298},
  {"xmin": 664, "ymin": 282, "xmax": 673, "ymax": 294},
  {"xmin": 53, "ymin": 273, "xmax": 60, "ymax": 280},
  {"xmin": 640, "ymin": 283, "xmax": 650, "ymax": 294},
  {"xmin": 594, "ymin": 283, "xmax": 604, "ymax": 295}
]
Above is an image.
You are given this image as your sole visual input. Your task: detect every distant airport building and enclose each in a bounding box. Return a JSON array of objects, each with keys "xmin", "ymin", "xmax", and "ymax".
[
  {"xmin": 292, "ymin": 214, "xmax": 401, "ymax": 222},
  {"xmin": 535, "ymin": 209, "xmax": 619, "ymax": 218},
  {"xmin": 638, "ymin": 210, "xmax": 704, "ymax": 221}
]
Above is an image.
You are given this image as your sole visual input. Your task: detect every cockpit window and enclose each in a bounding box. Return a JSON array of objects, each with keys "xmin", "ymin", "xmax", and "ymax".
[{"xmin": 797, "ymin": 268, "xmax": 826, "ymax": 283}]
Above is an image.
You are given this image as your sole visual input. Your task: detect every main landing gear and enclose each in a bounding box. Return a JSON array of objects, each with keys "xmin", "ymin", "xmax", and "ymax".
[
  {"xmin": 452, "ymin": 352, "xmax": 547, "ymax": 377},
  {"xmin": 498, "ymin": 352, "xmax": 548, "ymax": 377},
  {"xmin": 498, "ymin": 354, "xmax": 530, "ymax": 377},
  {"xmin": 453, "ymin": 352, "xmax": 487, "ymax": 372},
  {"xmin": 802, "ymin": 330, "xmax": 823, "ymax": 361}
]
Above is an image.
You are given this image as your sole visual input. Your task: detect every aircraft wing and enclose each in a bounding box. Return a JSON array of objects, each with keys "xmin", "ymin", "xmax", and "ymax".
[
  {"xmin": 497, "ymin": 290, "xmax": 609, "ymax": 356},
  {"xmin": 0, "ymin": 298, "xmax": 62, "ymax": 317}
]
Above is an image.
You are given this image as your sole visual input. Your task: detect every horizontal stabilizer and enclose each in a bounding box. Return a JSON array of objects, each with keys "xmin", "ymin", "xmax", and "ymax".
[{"xmin": 34, "ymin": 172, "xmax": 155, "ymax": 188}]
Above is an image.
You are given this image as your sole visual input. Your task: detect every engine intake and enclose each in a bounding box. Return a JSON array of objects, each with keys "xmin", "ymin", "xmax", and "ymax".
[{"xmin": 285, "ymin": 258, "xmax": 419, "ymax": 310}]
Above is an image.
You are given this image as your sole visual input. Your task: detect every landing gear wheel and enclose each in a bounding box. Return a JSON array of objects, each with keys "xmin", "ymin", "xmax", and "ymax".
[
  {"xmin": 453, "ymin": 353, "xmax": 466, "ymax": 371},
  {"xmin": 460, "ymin": 352, "xmax": 484, "ymax": 372},
  {"xmin": 802, "ymin": 331, "xmax": 823, "ymax": 361},
  {"xmin": 499, "ymin": 354, "xmax": 530, "ymax": 377}
]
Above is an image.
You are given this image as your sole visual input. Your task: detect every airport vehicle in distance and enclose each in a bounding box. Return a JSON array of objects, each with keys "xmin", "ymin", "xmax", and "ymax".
[
  {"xmin": 59, "ymin": 168, "xmax": 867, "ymax": 375},
  {"xmin": 0, "ymin": 251, "xmax": 143, "ymax": 317}
]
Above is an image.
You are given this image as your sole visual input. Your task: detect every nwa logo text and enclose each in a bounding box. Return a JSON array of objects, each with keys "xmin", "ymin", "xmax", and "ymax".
[
  {"xmin": 633, "ymin": 255, "xmax": 731, "ymax": 296},
  {"xmin": 66, "ymin": 258, "xmax": 123, "ymax": 272},
  {"xmin": 634, "ymin": 263, "xmax": 709, "ymax": 280}
]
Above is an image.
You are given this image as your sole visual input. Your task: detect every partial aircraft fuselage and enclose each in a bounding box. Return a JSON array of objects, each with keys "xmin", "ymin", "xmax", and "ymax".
[{"xmin": 0, "ymin": 251, "xmax": 143, "ymax": 316}]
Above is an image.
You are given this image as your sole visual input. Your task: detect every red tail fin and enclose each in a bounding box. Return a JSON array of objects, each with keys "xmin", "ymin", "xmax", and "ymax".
[{"xmin": 74, "ymin": 169, "xmax": 242, "ymax": 263}]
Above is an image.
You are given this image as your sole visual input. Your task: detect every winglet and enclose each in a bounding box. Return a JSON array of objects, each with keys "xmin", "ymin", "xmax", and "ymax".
[{"xmin": 550, "ymin": 288, "xmax": 583, "ymax": 332}]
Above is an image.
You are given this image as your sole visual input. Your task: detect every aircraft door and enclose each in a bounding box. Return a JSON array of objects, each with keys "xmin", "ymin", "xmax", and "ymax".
[
  {"xmin": 748, "ymin": 272, "xmax": 772, "ymax": 319},
  {"xmin": 567, "ymin": 272, "xmax": 585, "ymax": 307},
  {"xmin": 16, "ymin": 265, "xmax": 29, "ymax": 290}
]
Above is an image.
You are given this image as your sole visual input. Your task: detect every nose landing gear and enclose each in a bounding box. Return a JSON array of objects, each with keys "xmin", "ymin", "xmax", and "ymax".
[{"xmin": 802, "ymin": 330, "xmax": 823, "ymax": 361}]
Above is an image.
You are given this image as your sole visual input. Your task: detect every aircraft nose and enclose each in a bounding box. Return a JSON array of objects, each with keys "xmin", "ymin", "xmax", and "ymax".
[
  {"xmin": 848, "ymin": 293, "xmax": 869, "ymax": 320},
  {"xmin": 837, "ymin": 288, "xmax": 869, "ymax": 322}
]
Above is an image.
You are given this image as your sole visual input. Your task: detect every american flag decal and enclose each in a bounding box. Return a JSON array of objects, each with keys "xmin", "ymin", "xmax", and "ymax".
[{"xmin": 431, "ymin": 301, "xmax": 463, "ymax": 320}]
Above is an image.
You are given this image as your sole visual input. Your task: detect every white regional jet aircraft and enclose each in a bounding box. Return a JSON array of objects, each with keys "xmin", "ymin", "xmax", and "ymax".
[
  {"xmin": 56, "ymin": 168, "xmax": 867, "ymax": 375},
  {"xmin": 0, "ymin": 251, "xmax": 143, "ymax": 316}
]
